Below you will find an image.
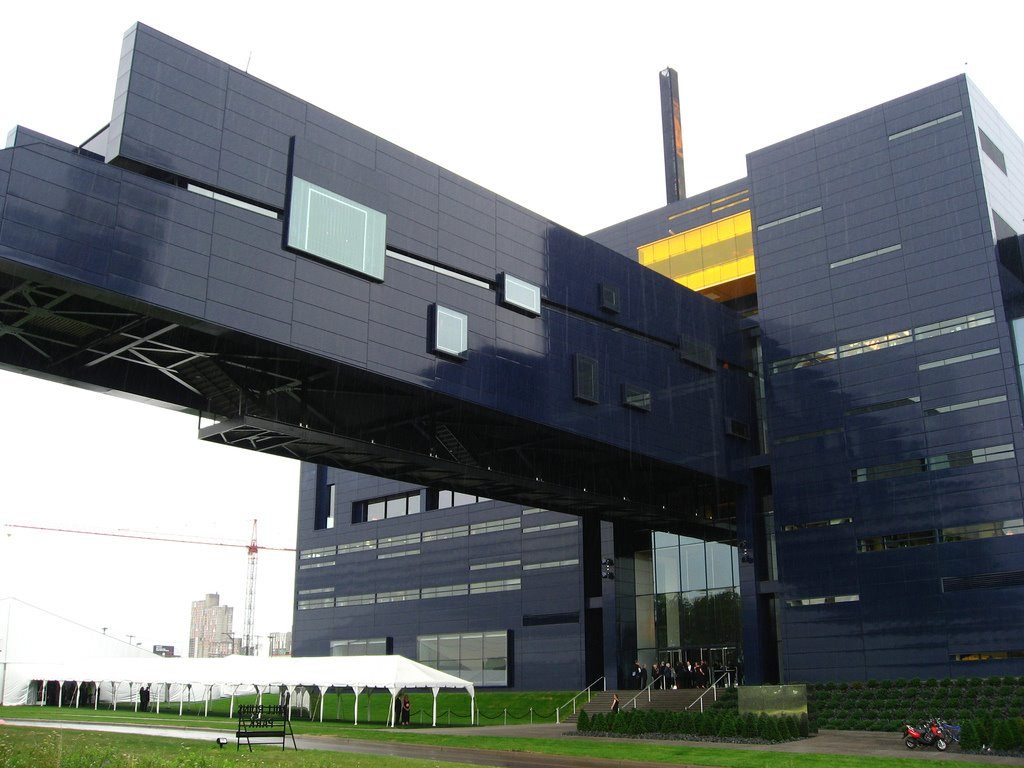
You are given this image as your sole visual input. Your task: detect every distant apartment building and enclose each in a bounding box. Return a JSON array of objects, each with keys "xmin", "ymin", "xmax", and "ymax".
[
  {"xmin": 268, "ymin": 631, "xmax": 293, "ymax": 657},
  {"xmin": 188, "ymin": 594, "xmax": 235, "ymax": 658}
]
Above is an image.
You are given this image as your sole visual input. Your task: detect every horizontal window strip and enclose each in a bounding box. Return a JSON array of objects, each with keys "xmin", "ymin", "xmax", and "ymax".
[
  {"xmin": 846, "ymin": 396, "xmax": 920, "ymax": 416},
  {"xmin": 757, "ymin": 206, "xmax": 822, "ymax": 232},
  {"xmin": 187, "ymin": 183, "xmax": 279, "ymax": 218},
  {"xmin": 520, "ymin": 507, "xmax": 547, "ymax": 515},
  {"xmin": 942, "ymin": 517, "xmax": 1023, "ymax": 542},
  {"xmin": 470, "ymin": 518, "xmax": 520, "ymax": 535},
  {"xmin": 773, "ymin": 311, "xmax": 996, "ymax": 375},
  {"xmin": 414, "ymin": 588, "xmax": 465, "ymax": 603},
  {"xmin": 469, "ymin": 559, "xmax": 521, "ymax": 571},
  {"xmin": 858, "ymin": 530, "xmax": 935, "ymax": 552},
  {"xmin": 297, "ymin": 598, "xmax": 334, "ymax": 610},
  {"xmin": 376, "ymin": 589, "xmax": 419, "ymax": 603},
  {"xmin": 377, "ymin": 533, "xmax": 421, "ymax": 549},
  {"xmin": 888, "ymin": 110, "xmax": 963, "ymax": 141},
  {"xmin": 387, "ymin": 249, "xmax": 491, "ymax": 289},
  {"xmin": 943, "ymin": 570, "xmax": 1024, "ymax": 593},
  {"xmin": 853, "ymin": 443, "xmax": 1015, "ymax": 482},
  {"xmin": 919, "ymin": 347, "xmax": 1000, "ymax": 371},
  {"xmin": 858, "ymin": 518, "xmax": 1022, "ymax": 554},
  {"xmin": 469, "ymin": 578, "xmax": 521, "ymax": 594},
  {"xmin": 335, "ymin": 594, "xmax": 375, "ymax": 607},
  {"xmin": 298, "ymin": 560, "xmax": 336, "ymax": 570},
  {"xmin": 297, "ymin": 587, "xmax": 334, "ymax": 596},
  {"xmin": 775, "ymin": 427, "xmax": 842, "ymax": 446},
  {"xmin": 422, "ymin": 525, "xmax": 468, "ymax": 542},
  {"xmin": 668, "ymin": 202, "xmax": 709, "ymax": 221},
  {"xmin": 299, "ymin": 545, "xmax": 337, "ymax": 559},
  {"xmin": 377, "ymin": 548, "xmax": 420, "ymax": 560},
  {"xmin": 523, "ymin": 520, "xmax": 579, "ymax": 534},
  {"xmin": 711, "ymin": 198, "xmax": 749, "ymax": 213},
  {"xmin": 783, "ymin": 517, "xmax": 852, "ymax": 532},
  {"xmin": 951, "ymin": 649, "xmax": 1024, "ymax": 662},
  {"xmin": 830, "ymin": 243, "xmax": 902, "ymax": 269},
  {"xmin": 787, "ymin": 594, "xmax": 859, "ymax": 607},
  {"xmin": 923, "ymin": 394, "xmax": 1007, "ymax": 416},
  {"xmin": 337, "ymin": 540, "xmax": 377, "ymax": 554},
  {"xmin": 523, "ymin": 558, "xmax": 580, "ymax": 571},
  {"xmin": 712, "ymin": 189, "xmax": 751, "ymax": 206}
]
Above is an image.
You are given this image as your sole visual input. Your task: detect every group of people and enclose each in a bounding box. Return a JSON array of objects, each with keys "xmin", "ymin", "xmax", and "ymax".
[
  {"xmin": 392, "ymin": 694, "xmax": 411, "ymax": 725},
  {"xmin": 628, "ymin": 659, "xmax": 711, "ymax": 690}
]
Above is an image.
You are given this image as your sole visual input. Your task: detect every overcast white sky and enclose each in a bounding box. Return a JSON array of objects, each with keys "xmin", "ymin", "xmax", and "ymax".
[{"xmin": 0, "ymin": 1, "xmax": 1022, "ymax": 654}]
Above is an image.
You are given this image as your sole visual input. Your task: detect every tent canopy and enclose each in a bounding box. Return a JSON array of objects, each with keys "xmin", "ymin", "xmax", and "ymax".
[{"xmin": 13, "ymin": 653, "xmax": 474, "ymax": 693}]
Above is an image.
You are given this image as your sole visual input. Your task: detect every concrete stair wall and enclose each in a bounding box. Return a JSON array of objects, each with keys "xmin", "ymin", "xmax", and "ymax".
[{"xmin": 563, "ymin": 687, "xmax": 722, "ymax": 722}]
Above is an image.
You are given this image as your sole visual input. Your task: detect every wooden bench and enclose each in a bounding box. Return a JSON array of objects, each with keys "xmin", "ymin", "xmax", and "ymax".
[{"xmin": 235, "ymin": 704, "xmax": 297, "ymax": 751}]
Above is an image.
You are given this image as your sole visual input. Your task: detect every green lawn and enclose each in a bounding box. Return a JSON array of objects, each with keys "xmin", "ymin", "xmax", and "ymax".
[{"xmin": 0, "ymin": 720, "xmax": 1001, "ymax": 768}]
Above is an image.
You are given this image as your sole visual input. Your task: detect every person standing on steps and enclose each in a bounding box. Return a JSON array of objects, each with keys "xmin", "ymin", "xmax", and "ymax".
[{"xmin": 610, "ymin": 693, "xmax": 620, "ymax": 713}]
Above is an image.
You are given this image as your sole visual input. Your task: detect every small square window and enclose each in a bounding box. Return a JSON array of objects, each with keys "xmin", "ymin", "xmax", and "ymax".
[
  {"xmin": 499, "ymin": 273, "xmax": 541, "ymax": 315},
  {"xmin": 432, "ymin": 305, "xmax": 468, "ymax": 359},
  {"xmin": 573, "ymin": 354, "xmax": 599, "ymax": 404},
  {"xmin": 599, "ymin": 284, "xmax": 620, "ymax": 314},
  {"xmin": 622, "ymin": 384, "xmax": 651, "ymax": 412}
]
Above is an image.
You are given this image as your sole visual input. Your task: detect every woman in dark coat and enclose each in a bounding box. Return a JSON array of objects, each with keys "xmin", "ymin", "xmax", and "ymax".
[{"xmin": 401, "ymin": 694, "xmax": 411, "ymax": 725}]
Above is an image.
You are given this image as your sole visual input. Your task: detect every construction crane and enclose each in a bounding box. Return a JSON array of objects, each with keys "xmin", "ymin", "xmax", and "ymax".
[
  {"xmin": 4, "ymin": 521, "xmax": 294, "ymax": 655},
  {"xmin": 243, "ymin": 519, "xmax": 258, "ymax": 657}
]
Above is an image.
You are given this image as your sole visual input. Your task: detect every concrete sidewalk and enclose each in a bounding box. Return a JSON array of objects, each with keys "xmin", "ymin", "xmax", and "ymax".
[{"xmin": 4, "ymin": 718, "xmax": 1020, "ymax": 767}]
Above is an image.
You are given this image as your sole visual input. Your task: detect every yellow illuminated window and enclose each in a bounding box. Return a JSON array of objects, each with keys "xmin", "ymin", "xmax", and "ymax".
[{"xmin": 637, "ymin": 210, "xmax": 755, "ymax": 300}]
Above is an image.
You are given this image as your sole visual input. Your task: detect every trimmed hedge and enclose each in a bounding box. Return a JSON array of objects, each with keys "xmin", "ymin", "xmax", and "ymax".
[
  {"xmin": 807, "ymin": 675, "xmax": 1024, "ymax": 733},
  {"xmin": 576, "ymin": 707, "xmax": 807, "ymax": 743}
]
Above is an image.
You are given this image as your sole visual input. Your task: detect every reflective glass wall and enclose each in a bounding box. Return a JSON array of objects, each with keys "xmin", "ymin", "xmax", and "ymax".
[{"xmin": 635, "ymin": 533, "xmax": 741, "ymax": 664}]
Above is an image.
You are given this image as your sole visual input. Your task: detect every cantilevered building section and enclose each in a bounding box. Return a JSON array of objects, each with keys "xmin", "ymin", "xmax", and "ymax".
[{"xmin": 1, "ymin": 23, "xmax": 1023, "ymax": 689}]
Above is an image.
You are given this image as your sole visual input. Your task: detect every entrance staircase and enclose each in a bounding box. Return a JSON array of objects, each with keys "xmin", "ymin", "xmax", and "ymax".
[{"xmin": 563, "ymin": 688, "xmax": 709, "ymax": 722}]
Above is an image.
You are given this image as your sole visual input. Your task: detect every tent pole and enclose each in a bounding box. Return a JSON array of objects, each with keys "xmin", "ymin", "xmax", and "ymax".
[
  {"xmin": 229, "ymin": 686, "xmax": 236, "ymax": 719},
  {"xmin": 94, "ymin": 683, "xmax": 99, "ymax": 711},
  {"xmin": 431, "ymin": 686, "xmax": 439, "ymax": 727},
  {"xmin": 155, "ymin": 683, "xmax": 161, "ymax": 714},
  {"xmin": 204, "ymin": 685, "xmax": 210, "ymax": 717},
  {"xmin": 57, "ymin": 680, "xmax": 64, "ymax": 708},
  {"xmin": 132, "ymin": 682, "xmax": 137, "ymax": 712},
  {"xmin": 257, "ymin": 683, "xmax": 263, "ymax": 707},
  {"xmin": 74, "ymin": 682, "xmax": 81, "ymax": 709},
  {"xmin": 319, "ymin": 687, "xmax": 324, "ymax": 722},
  {"xmin": 471, "ymin": 691, "xmax": 475, "ymax": 725},
  {"xmin": 179, "ymin": 685, "xmax": 184, "ymax": 717},
  {"xmin": 112, "ymin": 681, "xmax": 119, "ymax": 711},
  {"xmin": 352, "ymin": 686, "xmax": 361, "ymax": 725}
]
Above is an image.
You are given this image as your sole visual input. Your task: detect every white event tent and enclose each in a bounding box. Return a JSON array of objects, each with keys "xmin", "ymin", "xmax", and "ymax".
[{"xmin": 1, "ymin": 599, "xmax": 474, "ymax": 726}]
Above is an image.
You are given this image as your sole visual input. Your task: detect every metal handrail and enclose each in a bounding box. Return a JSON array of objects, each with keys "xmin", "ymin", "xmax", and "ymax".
[
  {"xmin": 685, "ymin": 671, "xmax": 730, "ymax": 713},
  {"xmin": 555, "ymin": 677, "xmax": 605, "ymax": 724},
  {"xmin": 623, "ymin": 675, "xmax": 663, "ymax": 710}
]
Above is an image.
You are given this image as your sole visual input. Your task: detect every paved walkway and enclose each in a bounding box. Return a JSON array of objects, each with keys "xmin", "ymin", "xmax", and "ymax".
[{"xmin": 3, "ymin": 718, "xmax": 1021, "ymax": 767}]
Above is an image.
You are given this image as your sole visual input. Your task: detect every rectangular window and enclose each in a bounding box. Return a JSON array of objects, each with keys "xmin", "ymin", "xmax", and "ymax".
[
  {"xmin": 421, "ymin": 583, "xmax": 469, "ymax": 599},
  {"xmin": 622, "ymin": 384, "xmax": 652, "ymax": 412},
  {"xmin": 298, "ymin": 559, "xmax": 336, "ymax": 570},
  {"xmin": 522, "ymin": 520, "xmax": 579, "ymax": 533},
  {"xmin": 852, "ymin": 458, "xmax": 926, "ymax": 482},
  {"xmin": 353, "ymin": 491, "xmax": 420, "ymax": 523},
  {"xmin": 499, "ymin": 273, "xmax": 541, "ymax": 315},
  {"xmin": 470, "ymin": 518, "xmax": 520, "ymax": 535},
  {"xmin": 522, "ymin": 558, "xmax": 579, "ymax": 570},
  {"xmin": 331, "ymin": 638, "xmax": 389, "ymax": 656},
  {"xmin": 782, "ymin": 517, "xmax": 852, "ymax": 532},
  {"xmin": 923, "ymin": 394, "xmax": 1006, "ymax": 415},
  {"xmin": 377, "ymin": 532, "xmax": 421, "ymax": 549},
  {"xmin": 941, "ymin": 517, "xmax": 1024, "ymax": 543},
  {"xmin": 573, "ymin": 354, "xmax": 599, "ymax": 404},
  {"xmin": 299, "ymin": 545, "xmax": 337, "ymax": 560},
  {"xmin": 846, "ymin": 397, "xmax": 920, "ymax": 416},
  {"xmin": 919, "ymin": 348, "xmax": 999, "ymax": 371},
  {"xmin": 857, "ymin": 530, "xmax": 936, "ymax": 552},
  {"xmin": 335, "ymin": 593, "xmax": 375, "ymax": 607},
  {"xmin": 469, "ymin": 559, "xmax": 521, "ymax": 571},
  {"xmin": 417, "ymin": 630, "xmax": 509, "ymax": 686},
  {"xmin": 432, "ymin": 305, "xmax": 469, "ymax": 358},
  {"xmin": 786, "ymin": 594, "xmax": 859, "ymax": 607},
  {"xmin": 469, "ymin": 578, "xmax": 521, "ymax": 594},
  {"xmin": 598, "ymin": 283, "xmax": 621, "ymax": 313},
  {"xmin": 830, "ymin": 243, "xmax": 901, "ymax": 270},
  {"xmin": 376, "ymin": 589, "xmax": 419, "ymax": 604},
  {"xmin": 978, "ymin": 128, "xmax": 1007, "ymax": 173},
  {"xmin": 774, "ymin": 427, "xmax": 842, "ymax": 445},
  {"xmin": 298, "ymin": 587, "xmax": 334, "ymax": 596},
  {"xmin": 943, "ymin": 570, "xmax": 1024, "ymax": 593},
  {"xmin": 951, "ymin": 649, "xmax": 1024, "ymax": 662},
  {"xmin": 422, "ymin": 525, "xmax": 469, "ymax": 542},
  {"xmin": 757, "ymin": 206, "xmax": 821, "ymax": 231},
  {"xmin": 297, "ymin": 597, "xmax": 334, "ymax": 610},
  {"xmin": 377, "ymin": 548, "xmax": 420, "ymax": 560},
  {"xmin": 287, "ymin": 176, "xmax": 386, "ymax": 280},
  {"xmin": 337, "ymin": 539, "xmax": 377, "ymax": 555}
]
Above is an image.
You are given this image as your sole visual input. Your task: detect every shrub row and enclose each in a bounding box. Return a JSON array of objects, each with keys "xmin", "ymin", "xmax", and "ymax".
[
  {"xmin": 959, "ymin": 717, "xmax": 1024, "ymax": 754},
  {"xmin": 808, "ymin": 675, "xmax": 1024, "ymax": 730},
  {"xmin": 577, "ymin": 708, "xmax": 809, "ymax": 742}
]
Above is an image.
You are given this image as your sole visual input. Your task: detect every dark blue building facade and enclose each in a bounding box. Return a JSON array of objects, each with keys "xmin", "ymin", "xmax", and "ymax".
[{"xmin": 1, "ymin": 25, "xmax": 1021, "ymax": 688}]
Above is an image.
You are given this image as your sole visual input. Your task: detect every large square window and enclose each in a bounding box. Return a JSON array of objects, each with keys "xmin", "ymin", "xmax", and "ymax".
[
  {"xmin": 499, "ymin": 273, "xmax": 541, "ymax": 315},
  {"xmin": 287, "ymin": 177, "xmax": 386, "ymax": 280},
  {"xmin": 433, "ymin": 305, "xmax": 469, "ymax": 358}
]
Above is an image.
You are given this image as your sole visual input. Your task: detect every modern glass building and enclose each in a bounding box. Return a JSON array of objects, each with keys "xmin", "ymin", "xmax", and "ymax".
[{"xmin": 1, "ymin": 24, "xmax": 1022, "ymax": 690}]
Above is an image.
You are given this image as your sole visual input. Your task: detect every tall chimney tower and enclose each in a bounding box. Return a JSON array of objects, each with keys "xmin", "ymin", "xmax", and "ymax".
[{"xmin": 659, "ymin": 67, "xmax": 685, "ymax": 204}]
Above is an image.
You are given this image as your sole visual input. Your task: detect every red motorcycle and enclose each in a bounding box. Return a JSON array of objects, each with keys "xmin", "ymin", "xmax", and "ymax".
[{"xmin": 903, "ymin": 718, "xmax": 948, "ymax": 751}]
